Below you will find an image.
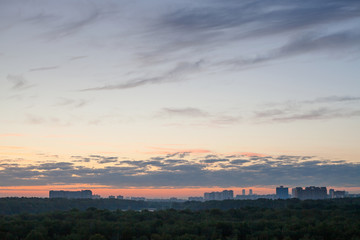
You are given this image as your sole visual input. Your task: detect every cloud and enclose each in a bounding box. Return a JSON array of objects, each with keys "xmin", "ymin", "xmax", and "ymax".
[
  {"xmin": 161, "ymin": 107, "xmax": 209, "ymax": 118},
  {"xmin": 143, "ymin": 147, "xmax": 211, "ymax": 155},
  {"xmin": 1, "ymin": 153, "xmax": 359, "ymax": 188},
  {"xmin": 201, "ymin": 159, "xmax": 229, "ymax": 164},
  {"xmin": 271, "ymin": 108, "xmax": 360, "ymax": 122},
  {"xmin": 69, "ymin": 56, "xmax": 88, "ymax": 61},
  {"xmin": 43, "ymin": 6, "xmax": 101, "ymax": 40},
  {"xmin": 6, "ymin": 75, "xmax": 34, "ymax": 90},
  {"xmin": 53, "ymin": 98, "xmax": 89, "ymax": 108},
  {"xmin": 220, "ymin": 30, "xmax": 360, "ymax": 69},
  {"xmin": 29, "ymin": 66, "xmax": 58, "ymax": 72},
  {"xmin": 89, "ymin": 155, "xmax": 119, "ymax": 164},
  {"xmin": 163, "ymin": 1, "xmax": 360, "ymax": 38},
  {"xmin": 81, "ymin": 61, "xmax": 203, "ymax": 91},
  {"xmin": 254, "ymin": 96, "xmax": 360, "ymax": 123},
  {"xmin": 305, "ymin": 96, "xmax": 360, "ymax": 104}
]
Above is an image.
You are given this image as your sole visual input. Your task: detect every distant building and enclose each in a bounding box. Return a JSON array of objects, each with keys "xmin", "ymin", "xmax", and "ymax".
[
  {"xmin": 242, "ymin": 189, "xmax": 246, "ymax": 195},
  {"xmin": 49, "ymin": 190, "xmax": 92, "ymax": 199},
  {"xmin": 204, "ymin": 190, "xmax": 234, "ymax": 201},
  {"xmin": 108, "ymin": 195, "xmax": 115, "ymax": 199},
  {"xmin": 117, "ymin": 195, "xmax": 124, "ymax": 200},
  {"xmin": 276, "ymin": 186, "xmax": 289, "ymax": 199},
  {"xmin": 292, "ymin": 186, "xmax": 327, "ymax": 200},
  {"xmin": 329, "ymin": 189, "xmax": 346, "ymax": 198},
  {"xmin": 92, "ymin": 194, "xmax": 101, "ymax": 199},
  {"xmin": 130, "ymin": 197, "xmax": 146, "ymax": 201},
  {"xmin": 188, "ymin": 197, "xmax": 204, "ymax": 201},
  {"xmin": 235, "ymin": 194, "xmax": 276, "ymax": 200},
  {"xmin": 249, "ymin": 189, "xmax": 253, "ymax": 195}
]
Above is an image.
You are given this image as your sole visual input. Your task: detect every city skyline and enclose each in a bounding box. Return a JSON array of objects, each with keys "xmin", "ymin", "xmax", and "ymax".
[
  {"xmin": 1, "ymin": 1, "xmax": 360, "ymax": 198},
  {"xmin": 46, "ymin": 186, "xmax": 354, "ymax": 200}
]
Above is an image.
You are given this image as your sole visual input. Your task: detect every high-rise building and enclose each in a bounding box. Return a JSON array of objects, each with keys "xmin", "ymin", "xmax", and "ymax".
[
  {"xmin": 329, "ymin": 189, "xmax": 346, "ymax": 198},
  {"xmin": 291, "ymin": 186, "xmax": 327, "ymax": 200},
  {"xmin": 249, "ymin": 189, "xmax": 253, "ymax": 195},
  {"xmin": 276, "ymin": 186, "xmax": 289, "ymax": 199},
  {"xmin": 204, "ymin": 190, "xmax": 234, "ymax": 201},
  {"xmin": 242, "ymin": 189, "xmax": 246, "ymax": 195},
  {"xmin": 117, "ymin": 195, "xmax": 124, "ymax": 200},
  {"xmin": 49, "ymin": 190, "xmax": 92, "ymax": 199}
]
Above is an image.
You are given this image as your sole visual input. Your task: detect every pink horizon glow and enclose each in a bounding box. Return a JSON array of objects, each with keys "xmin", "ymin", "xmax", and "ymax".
[{"xmin": 1, "ymin": 186, "xmax": 359, "ymax": 198}]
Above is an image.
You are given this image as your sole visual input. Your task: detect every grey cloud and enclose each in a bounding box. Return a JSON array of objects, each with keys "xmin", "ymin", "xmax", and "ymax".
[
  {"xmin": 89, "ymin": 155, "xmax": 118, "ymax": 164},
  {"xmin": 255, "ymin": 96, "xmax": 360, "ymax": 123},
  {"xmin": 81, "ymin": 61, "xmax": 203, "ymax": 91},
  {"xmin": 37, "ymin": 162, "xmax": 74, "ymax": 170},
  {"xmin": 1, "ymin": 154, "xmax": 359, "ymax": 188},
  {"xmin": 71, "ymin": 156, "xmax": 90, "ymax": 163},
  {"xmin": 164, "ymin": 1, "xmax": 360, "ymax": 37},
  {"xmin": 201, "ymin": 159, "xmax": 229, "ymax": 164},
  {"xmin": 165, "ymin": 152, "xmax": 191, "ymax": 158},
  {"xmin": 44, "ymin": 7, "xmax": 101, "ymax": 40},
  {"xmin": 306, "ymin": 96, "xmax": 360, "ymax": 104},
  {"xmin": 29, "ymin": 66, "xmax": 58, "ymax": 72},
  {"xmin": 69, "ymin": 56, "xmax": 88, "ymax": 61},
  {"xmin": 221, "ymin": 30, "xmax": 360, "ymax": 69},
  {"xmin": 274, "ymin": 30, "xmax": 360, "ymax": 58},
  {"xmin": 161, "ymin": 107, "xmax": 209, "ymax": 118},
  {"xmin": 230, "ymin": 159, "xmax": 249, "ymax": 165},
  {"xmin": 272, "ymin": 108, "xmax": 360, "ymax": 122},
  {"xmin": 54, "ymin": 98, "xmax": 89, "ymax": 108},
  {"xmin": 7, "ymin": 75, "xmax": 35, "ymax": 90}
]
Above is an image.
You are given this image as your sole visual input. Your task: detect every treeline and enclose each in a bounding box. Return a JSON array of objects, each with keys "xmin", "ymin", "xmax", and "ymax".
[
  {"xmin": 0, "ymin": 201, "xmax": 360, "ymax": 240},
  {"xmin": 1, "ymin": 197, "xmax": 360, "ymax": 215}
]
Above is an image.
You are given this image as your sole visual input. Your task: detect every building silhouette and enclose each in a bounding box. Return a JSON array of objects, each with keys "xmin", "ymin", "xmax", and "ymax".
[
  {"xmin": 276, "ymin": 186, "xmax": 289, "ymax": 199},
  {"xmin": 292, "ymin": 186, "xmax": 327, "ymax": 200},
  {"xmin": 329, "ymin": 189, "xmax": 346, "ymax": 198},
  {"xmin": 204, "ymin": 190, "xmax": 234, "ymax": 201},
  {"xmin": 49, "ymin": 190, "xmax": 92, "ymax": 199}
]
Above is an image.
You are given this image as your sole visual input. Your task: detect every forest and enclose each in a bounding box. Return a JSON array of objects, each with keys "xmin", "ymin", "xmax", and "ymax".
[{"xmin": 0, "ymin": 198, "xmax": 359, "ymax": 240}]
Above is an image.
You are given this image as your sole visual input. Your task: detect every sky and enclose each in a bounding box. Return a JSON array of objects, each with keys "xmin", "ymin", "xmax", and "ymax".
[{"xmin": 0, "ymin": 0, "xmax": 360, "ymax": 198}]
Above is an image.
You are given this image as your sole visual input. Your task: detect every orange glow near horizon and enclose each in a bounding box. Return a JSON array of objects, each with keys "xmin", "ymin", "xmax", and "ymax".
[{"xmin": 1, "ymin": 185, "xmax": 359, "ymax": 198}]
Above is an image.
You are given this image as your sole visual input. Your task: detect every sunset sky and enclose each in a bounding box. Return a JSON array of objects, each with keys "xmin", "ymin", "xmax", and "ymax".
[{"xmin": 1, "ymin": 0, "xmax": 360, "ymax": 198}]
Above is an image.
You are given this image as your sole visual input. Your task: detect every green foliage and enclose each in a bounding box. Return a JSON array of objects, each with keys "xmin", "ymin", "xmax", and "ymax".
[
  {"xmin": 0, "ymin": 198, "xmax": 359, "ymax": 240},
  {"xmin": 89, "ymin": 233, "xmax": 106, "ymax": 240}
]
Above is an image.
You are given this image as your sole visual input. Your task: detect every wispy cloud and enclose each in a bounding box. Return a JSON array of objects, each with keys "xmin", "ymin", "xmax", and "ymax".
[
  {"xmin": 6, "ymin": 75, "xmax": 35, "ymax": 90},
  {"xmin": 161, "ymin": 107, "xmax": 209, "ymax": 118},
  {"xmin": 53, "ymin": 98, "xmax": 89, "ymax": 108},
  {"xmin": 69, "ymin": 56, "xmax": 87, "ymax": 61},
  {"xmin": 254, "ymin": 96, "xmax": 360, "ymax": 123},
  {"xmin": 81, "ymin": 61, "xmax": 203, "ymax": 91},
  {"xmin": 29, "ymin": 66, "xmax": 58, "ymax": 72},
  {"xmin": 220, "ymin": 30, "xmax": 360, "ymax": 69}
]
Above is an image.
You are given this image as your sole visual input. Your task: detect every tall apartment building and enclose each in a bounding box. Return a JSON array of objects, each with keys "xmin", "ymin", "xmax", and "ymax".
[
  {"xmin": 49, "ymin": 190, "xmax": 92, "ymax": 199},
  {"xmin": 329, "ymin": 189, "xmax": 346, "ymax": 198},
  {"xmin": 204, "ymin": 190, "xmax": 234, "ymax": 201},
  {"xmin": 276, "ymin": 186, "xmax": 289, "ymax": 199},
  {"xmin": 292, "ymin": 186, "xmax": 327, "ymax": 200}
]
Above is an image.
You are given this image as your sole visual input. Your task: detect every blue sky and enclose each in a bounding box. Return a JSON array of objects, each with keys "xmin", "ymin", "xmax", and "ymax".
[{"xmin": 0, "ymin": 0, "xmax": 359, "ymax": 196}]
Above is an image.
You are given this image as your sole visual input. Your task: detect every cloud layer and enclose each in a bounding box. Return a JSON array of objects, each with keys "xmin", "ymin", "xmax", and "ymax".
[{"xmin": 1, "ymin": 153, "xmax": 358, "ymax": 188}]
